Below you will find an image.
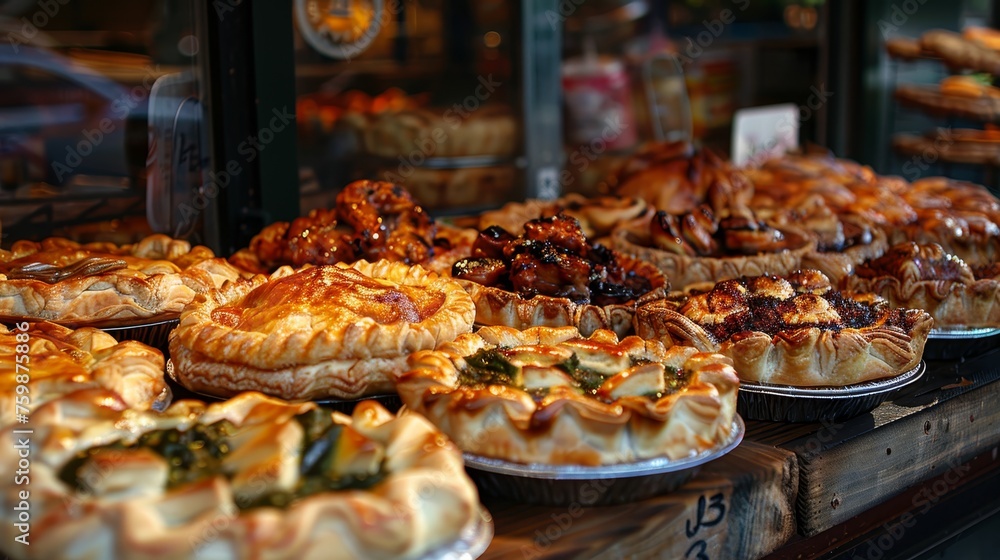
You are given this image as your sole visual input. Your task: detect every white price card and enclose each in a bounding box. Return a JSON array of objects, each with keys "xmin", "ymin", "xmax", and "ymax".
[{"xmin": 731, "ymin": 104, "xmax": 799, "ymax": 168}]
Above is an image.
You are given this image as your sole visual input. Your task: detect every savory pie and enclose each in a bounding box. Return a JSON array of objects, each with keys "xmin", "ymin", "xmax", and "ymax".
[
  {"xmin": 450, "ymin": 214, "xmax": 668, "ymax": 337},
  {"xmin": 610, "ymin": 206, "xmax": 814, "ymax": 291},
  {"xmin": 169, "ymin": 260, "xmax": 476, "ymax": 400},
  {"xmin": 634, "ymin": 270, "xmax": 934, "ymax": 387},
  {"xmin": 397, "ymin": 325, "xmax": 739, "ymax": 466},
  {"xmin": 845, "ymin": 242, "xmax": 1000, "ymax": 329},
  {"xmin": 0, "ymin": 321, "xmax": 167, "ymax": 425},
  {"xmin": 0, "ymin": 392, "xmax": 481, "ymax": 560},
  {"xmin": 0, "ymin": 234, "xmax": 245, "ymax": 326},
  {"xmin": 230, "ymin": 180, "xmax": 472, "ymax": 275}
]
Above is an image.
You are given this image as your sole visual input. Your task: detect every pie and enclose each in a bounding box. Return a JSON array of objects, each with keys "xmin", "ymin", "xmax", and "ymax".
[
  {"xmin": 0, "ymin": 234, "xmax": 246, "ymax": 326},
  {"xmin": 477, "ymin": 193, "xmax": 648, "ymax": 238},
  {"xmin": 610, "ymin": 206, "xmax": 814, "ymax": 291},
  {"xmin": 450, "ymin": 214, "xmax": 668, "ymax": 337},
  {"xmin": 230, "ymin": 180, "xmax": 473, "ymax": 275},
  {"xmin": 0, "ymin": 321, "xmax": 167, "ymax": 425},
  {"xmin": 0, "ymin": 392, "xmax": 481, "ymax": 560},
  {"xmin": 893, "ymin": 128, "xmax": 1000, "ymax": 166},
  {"xmin": 894, "ymin": 81, "xmax": 1000, "ymax": 121},
  {"xmin": 169, "ymin": 260, "xmax": 476, "ymax": 400},
  {"xmin": 845, "ymin": 242, "xmax": 1000, "ymax": 329},
  {"xmin": 919, "ymin": 29, "xmax": 1000, "ymax": 74},
  {"xmin": 610, "ymin": 140, "xmax": 753, "ymax": 215},
  {"xmin": 397, "ymin": 325, "xmax": 739, "ymax": 466},
  {"xmin": 634, "ymin": 270, "xmax": 934, "ymax": 387}
]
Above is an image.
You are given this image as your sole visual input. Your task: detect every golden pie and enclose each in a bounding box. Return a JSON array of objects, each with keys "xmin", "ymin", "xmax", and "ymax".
[
  {"xmin": 0, "ymin": 392, "xmax": 480, "ymax": 560},
  {"xmin": 845, "ymin": 242, "xmax": 1000, "ymax": 329},
  {"xmin": 477, "ymin": 193, "xmax": 648, "ymax": 239},
  {"xmin": 0, "ymin": 321, "xmax": 167, "ymax": 425},
  {"xmin": 0, "ymin": 234, "xmax": 245, "ymax": 326},
  {"xmin": 634, "ymin": 270, "xmax": 934, "ymax": 387},
  {"xmin": 610, "ymin": 206, "xmax": 814, "ymax": 291},
  {"xmin": 451, "ymin": 214, "xmax": 668, "ymax": 338},
  {"xmin": 397, "ymin": 325, "xmax": 739, "ymax": 466},
  {"xmin": 169, "ymin": 260, "xmax": 476, "ymax": 400},
  {"xmin": 231, "ymin": 180, "xmax": 473, "ymax": 274}
]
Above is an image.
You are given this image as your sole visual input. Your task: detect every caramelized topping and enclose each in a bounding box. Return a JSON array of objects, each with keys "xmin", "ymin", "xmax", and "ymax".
[
  {"xmin": 3, "ymin": 256, "xmax": 128, "ymax": 283},
  {"xmin": 453, "ymin": 214, "xmax": 658, "ymax": 305},
  {"xmin": 856, "ymin": 242, "xmax": 975, "ymax": 283},
  {"xmin": 648, "ymin": 205, "xmax": 804, "ymax": 257}
]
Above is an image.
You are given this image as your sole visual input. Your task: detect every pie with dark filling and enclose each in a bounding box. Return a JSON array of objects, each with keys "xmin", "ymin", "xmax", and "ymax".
[
  {"xmin": 0, "ymin": 392, "xmax": 480, "ymax": 560},
  {"xmin": 450, "ymin": 214, "xmax": 668, "ymax": 337},
  {"xmin": 0, "ymin": 234, "xmax": 246, "ymax": 326},
  {"xmin": 634, "ymin": 270, "xmax": 933, "ymax": 386},
  {"xmin": 0, "ymin": 322, "xmax": 167, "ymax": 425},
  {"xmin": 169, "ymin": 260, "xmax": 476, "ymax": 400},
  {"xmin": 397, "ymin": 326, "xmax": 739, "ymax": 466},
  {"xmin": 845, "ymin": 242, "xmax": 1000, "ymax": 329}
]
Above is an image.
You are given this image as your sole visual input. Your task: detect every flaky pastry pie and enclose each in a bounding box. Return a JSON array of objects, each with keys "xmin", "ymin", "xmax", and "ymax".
[
  {"xmin": 610, "ymin": 206, "xmax": 814, "ymax": 291},
  {"xmin": 477, "ymin": 193, "xmax": 648, "ymax": 239},
  {"xmin": 634, "ymin": 270, "xmax": 933, "ymax": 387},
  {"xmin": 230, "ymin": 180, "xmax": 473, "ymax": 274},
  {"xmin": 845, "ymin": 242, "xmax": 1000, "ymax": 329},
  {"xmin": 0, "ymin": 392, "xmax": 481, "ymax": 560},
  {"xmin": 0, "ymin": 234, "xmax": 245, "ymax": 326},
  {"xmin": 170, "ymin": 260, "xmax": 476, "ymax": 400},
  {"xmin": 0, "ymin": 322, "xmax": 167, "ymax": 425},
  {"xmin": 397, "ymin": 325, "xmax": 739, "ymax": 466},
  {"xmin": 450, "ymin": 214, "xmax": 668, "ymax": 338}
]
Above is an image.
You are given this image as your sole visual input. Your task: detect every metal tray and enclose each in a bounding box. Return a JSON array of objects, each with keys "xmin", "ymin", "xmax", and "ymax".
[
  {"xmin": 462, "ymin": 416, "xmax": 745, "ymax": 506},
  {"xmin": 737, "ymin": 361, "xmax": 926, "ymax": 423},
  {"xmin": 165, "ymin": 360, "xmax": 402, "ymax": 414},
  {"xmin": 924, "ymin": 327, "xmax": 1000, "ymax": 360},
  {"xmin": 419, "ymin": 506, "xmax": 494, "ymax": 560}
]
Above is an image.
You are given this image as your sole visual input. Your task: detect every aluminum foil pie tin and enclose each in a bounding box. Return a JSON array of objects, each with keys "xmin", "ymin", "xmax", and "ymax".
[
  {"xmin": 419, "ymin": 505, "xmax": 494, "ymax": 560},
  {"xmin": 165, "ymin": 360, "xmax": 403, "ymax": 413},
  {"xmin": 924, "ymin": 327, "xmax": 1000, "ymax": 361},
  {"xmin": 737, "ymin": 361, "xmax": 926, "ymax": 423},
  {"xmin": 462, "ymin": 416, "xmax": 745, "ymax": 506}
]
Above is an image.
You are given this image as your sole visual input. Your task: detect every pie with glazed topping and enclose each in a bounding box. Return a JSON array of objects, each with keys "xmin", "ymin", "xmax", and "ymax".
[
  {"xmin": 845, "ymin": 242, "xmax": 1000, "ymax": 329},
  {"xmin": 230, "ymin": 180, "xmax": 473, "ymax": 275},
  {"xmin": 634, "ymin": 270, "xmax": 933, "ymax": 387},
  {"xmin": 610, "ymin": 206, "xmax": 815, "ymax": 291},
  {"xmin": 0, "ymin": 392, "xmax": 481, "ymax": 560},
  {"xmin": 477, "ymin": 193, "xmax": 648, "ymax": 239},
  {"xmin": 0, "ymin": 234, "xmax": 246, "ymax": 326},
  {"xmin": 0, "ymin": 321, "xmax": 167, "ymax": 425},
  {"xmin": 450, "ymin": 214, "xmax": 668, "ymax": 338},
  {"xmin": 169, "ymin": 260, "xmax": 476, "ymax": 400},
  {"xmin": 397, "ymin": 325, "xmax": 739, "ymax": 466}
]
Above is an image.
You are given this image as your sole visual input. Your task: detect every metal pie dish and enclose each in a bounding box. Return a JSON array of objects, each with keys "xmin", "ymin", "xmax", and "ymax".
[
  {"xmin": 925, "ymin": 327, "xmax": 1000, "ymax": 360},
  {"xmin": 462, "ymin": 416, "xmax": 744, "ymax": 506},
  {"xmin": 418, "ymin": 505, "xmax": 494, "ymax": 560},
  {"xmin": 165, "ymin": 360, "xmax": 402, "ymax": 414},
  {"xmin": 737, "ymin": 361, "xmax": 926, "ymax": 423}
]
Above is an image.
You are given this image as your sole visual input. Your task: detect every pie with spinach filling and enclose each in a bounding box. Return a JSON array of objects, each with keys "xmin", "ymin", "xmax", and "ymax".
[{"xmin": 397, "ymin": 326, "xmax": 739, "ymax": 466}]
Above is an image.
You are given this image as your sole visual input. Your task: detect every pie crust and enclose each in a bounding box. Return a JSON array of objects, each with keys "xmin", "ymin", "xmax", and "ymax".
[
  {"xmin": 610, "ymin": 213, "xmax": 815, "ymax": 291},
  {"xmin": 397, "ymin": 325, "xmax": 739, "ymax": 466},
  {"xmin": 845, "ymin": 242, "xmax": 1000, "ymax": 328},
  {"xmin": 0, "ymin": 321, "xmax": 167, "ymax": 425},
  {"xmin": 169, "ymin": 260, "xmax": 476, "ymax": 400},
  {"xmin": 0, "ymin": 234, "xmax": 245, "ymax": 326},
  {"xmin": 451, "ymin": 215, "xmax": 668, "ymax": 337},
  {"xmin": 634, "ymin": 271, "xmax": 934, "ymax": 387},
  {"xmin": 0, "ymin": 392, "xmax": 480, "ymax": 560}
]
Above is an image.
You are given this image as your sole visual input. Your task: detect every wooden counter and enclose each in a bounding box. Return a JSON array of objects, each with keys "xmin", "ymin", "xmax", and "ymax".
[{"xmin": 478, "ymin": 343, "xmax": 1000, "ymax": 559}]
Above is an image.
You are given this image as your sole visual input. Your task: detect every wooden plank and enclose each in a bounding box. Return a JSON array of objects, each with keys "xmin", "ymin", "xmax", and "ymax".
[
  {"xmin": 761, "ymin": 349, "xmax": 1000, "ymax": 536},
  {"xmin": 480, "ymin": 440, "xmax": 797, "ymax": 559}
]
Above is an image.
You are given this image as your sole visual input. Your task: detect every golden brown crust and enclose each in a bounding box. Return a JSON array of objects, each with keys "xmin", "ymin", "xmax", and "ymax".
[
  {"xmin": 477, "ymin": 193, "xmax": 648, "ymax": 238},
  {"xmin": 0, "ymin": 322, "xmax": 166, "ymax": 425},
  {"xmin": 634, "ymin": 272, "xmax": 934, "ymax": 387},
  {"xmin": 0, "ymin": 234, "xmax": 245, "ymax": 326},
  {"xmin": 800, "ymin": 221, "xmax": 890, "ymax": 287},
  {"xmin": 845, "ymin": 242, "xmax": 1000, "ymax": 328},
  {"xmin": 397, "ymin": 326, "xmax": 739, "ymax": 466},
  {"xmin": 0, "ymin": 393, "xmax": 480, "ymax": 560},
  {"xmin": 170, "ymin": 260, "xmax": 475, "ymax": 400}
]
